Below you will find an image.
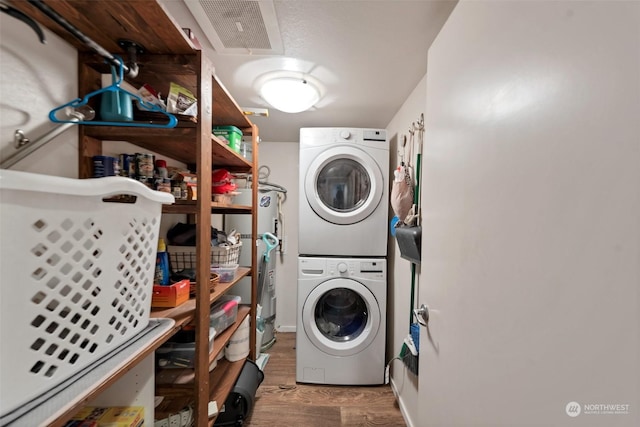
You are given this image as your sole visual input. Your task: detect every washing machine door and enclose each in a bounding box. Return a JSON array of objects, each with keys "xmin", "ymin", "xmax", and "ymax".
[
  {"xmin": 304, "ymin": 146, "xmax": 384, "ymax": 225},
  {"xmin": 302, "ymin": 277, "xmax": 381, "ymax": 357}
]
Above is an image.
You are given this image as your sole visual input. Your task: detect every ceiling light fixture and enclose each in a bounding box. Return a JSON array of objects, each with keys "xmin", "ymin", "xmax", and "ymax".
[{"xmin": 258, "ymin": 73, "xmax": 321, "ymax": 113}]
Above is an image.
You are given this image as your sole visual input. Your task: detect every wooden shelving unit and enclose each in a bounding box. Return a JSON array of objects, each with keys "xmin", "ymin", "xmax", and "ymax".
[{"xmin": 8, "ymin": 1, "xmax": 260, "ymax": 425}]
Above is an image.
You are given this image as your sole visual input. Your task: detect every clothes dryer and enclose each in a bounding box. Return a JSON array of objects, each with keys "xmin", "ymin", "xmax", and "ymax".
[
  {"xmin": 299, "ymin": 128, "xmax": 389, "ymax": 256},
  {"xmin": 296, "ymin": 256, "xmax": 386, "ymax": 385}
]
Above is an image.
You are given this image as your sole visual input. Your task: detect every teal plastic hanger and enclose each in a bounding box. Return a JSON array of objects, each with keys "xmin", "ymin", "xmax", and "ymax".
[{"xmin": 49, "ymin": 56, "xmax": 177, "ymax": 128}]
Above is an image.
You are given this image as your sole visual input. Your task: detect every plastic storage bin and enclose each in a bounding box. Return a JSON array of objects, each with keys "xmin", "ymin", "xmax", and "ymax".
[
  {"xmin": 0, "ymin": 170, "xmax": 174, "ymax": 416},
  {"xmin": 211, "ymin": 263, "xmax": 239, "ymax": 282},
  {"xmin": 210, "ymin": 295, "xmax": 241, "ymax": 334},
  {"xmin": 167, "ymin": 242, "xmax": 242, "ymax": 272},
  {"xmin": 213, "ymin": 125, "xmax": 242, "ymax": 153},
  {"xmin": 156, "ymin": 327, "xmax": 216, "ymax": 369}
]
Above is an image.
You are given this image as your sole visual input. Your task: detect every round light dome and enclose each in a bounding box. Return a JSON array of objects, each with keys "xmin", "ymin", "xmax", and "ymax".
[{"xmin": 259, "ymin": 77, "xmax": 321, "ymax": 113}]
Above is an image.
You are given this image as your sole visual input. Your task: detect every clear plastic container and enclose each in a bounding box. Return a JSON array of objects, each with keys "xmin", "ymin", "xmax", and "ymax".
[
  {"xmin": 211, "ymin": 263, "xmax": 239, "ymax": 282},
  {"xmin": 156, "ymin": 327, "xmax": 216, "ymax": 369},
  {"xmin": 209, "ymin": 295, "xmax": 241, "ymax": 333}
]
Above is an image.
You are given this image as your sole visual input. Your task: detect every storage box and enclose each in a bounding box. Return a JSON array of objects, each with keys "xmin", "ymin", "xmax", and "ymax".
[
  {"xmin": 168, "ymin": 242, "xmax": 242, "ymax": 272},
  {"xmin": 156, "ymin": 327, "xmax": 216, "ymax": 369},
  {"xmin": 0, "ymin": 170, "xmax": 173, "ymax": 416},
  {"xmin": 213, "ymin": 125, "xmax": 242, "ymax": 153},
  {"xmin": 211, "ymin": 263, "xmax": 239, "ymax": 282},
  {"xmin": 64, "ymin": 406, "xmax": 144, "ymax": 427},
  {"xmin": 210, "ymin": 295, "xmax": 241, "ymax": 333},
  {"xmin": 151, "ymin": 279, "xmax": 190, "ymax": 308}
]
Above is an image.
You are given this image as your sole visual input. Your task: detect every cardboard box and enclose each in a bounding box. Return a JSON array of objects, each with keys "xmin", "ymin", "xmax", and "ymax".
[
  {"xmin": 151, "ymin": 279, "xmax": 190, "ymax": 308},
  {"xmin": 64, "ymin": 406, "xmax": 143, "ymax": 427}
]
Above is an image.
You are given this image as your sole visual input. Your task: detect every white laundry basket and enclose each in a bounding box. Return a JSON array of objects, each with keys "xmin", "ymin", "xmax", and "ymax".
[{"xmin": 0, "ymin": 170, "xmax": 174, "ymax": 416}]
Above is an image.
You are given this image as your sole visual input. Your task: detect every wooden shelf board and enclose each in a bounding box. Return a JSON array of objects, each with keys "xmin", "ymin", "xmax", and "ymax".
[
  {"xmin": 7, "ymin": 0, "xmax": 196, "ymax": 56},
  {"xmin": 212, "ymin": 76, "xmax": 253, "ymax": 129},
  {"xmin": 84, "ymin": 129, "xmax": 251, "ymax": 171},
  {"xmin": 163, "ymin": 201, "xmax": 252, "ymax": 215}
]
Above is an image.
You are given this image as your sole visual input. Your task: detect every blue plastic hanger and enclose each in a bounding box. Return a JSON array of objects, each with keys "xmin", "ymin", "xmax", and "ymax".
[{"xmin": 49, "ymin": 56, "xmax": 177, "ymax": 128}]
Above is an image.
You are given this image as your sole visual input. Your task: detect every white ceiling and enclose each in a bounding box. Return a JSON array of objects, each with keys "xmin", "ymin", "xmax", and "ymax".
[{"xmin": 160, "ymin": 0, "xmax": 457, "ymax": 143}]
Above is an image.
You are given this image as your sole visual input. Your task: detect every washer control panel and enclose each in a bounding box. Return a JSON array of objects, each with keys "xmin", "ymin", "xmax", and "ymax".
[
  {"xmin": 299, "ymin": 257, "xmax": 386, "ymax": 279},
  {"xmin": 327, "ymin": 259, "xmax": 385, "ymax": 279}
]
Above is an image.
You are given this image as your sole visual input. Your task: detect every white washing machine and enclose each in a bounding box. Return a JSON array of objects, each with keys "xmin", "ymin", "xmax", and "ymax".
[
  {"xmin": 299, "ymin": 128, "xmax": 389, "ymax": 257},
  {"xmin": 296, "ymin": 256, "xmax": 386, "ymax": 385}
]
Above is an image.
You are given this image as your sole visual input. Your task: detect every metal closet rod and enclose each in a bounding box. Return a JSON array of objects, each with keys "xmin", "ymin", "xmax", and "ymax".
[
  {"xmin": 27, "ymin": 0, "xmax": 138, "ymax": 77},
  {"xmin": 1, "ymin": 121, "xmax": 77, "ymax": 169}
]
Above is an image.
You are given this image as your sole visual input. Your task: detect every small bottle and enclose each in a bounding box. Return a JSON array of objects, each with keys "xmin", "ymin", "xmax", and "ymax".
[
  {"xmin": 172, "ymin": 181, "xmax": 182, "ymax": 198},
  {"xmin": 156, "ymin": 159, "xmax": 168, "ymax": 179},
  {"xmin": 180, "ymin": 181, "xmax": 188, "ymax": 200},
  {"xmin": 154, "ymin": 238, "xmax": 170, "ymax": 285}
]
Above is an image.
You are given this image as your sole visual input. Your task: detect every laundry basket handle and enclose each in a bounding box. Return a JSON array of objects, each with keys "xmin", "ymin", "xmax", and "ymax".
[{"xmin": 0, "ymin": 170, "xmax": 174, "ymax": 204}]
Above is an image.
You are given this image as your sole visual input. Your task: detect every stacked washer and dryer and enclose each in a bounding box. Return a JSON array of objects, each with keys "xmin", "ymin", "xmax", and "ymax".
[{"xmin": 297, "ymin": 128, "xmax": 389, "ymax": 385}]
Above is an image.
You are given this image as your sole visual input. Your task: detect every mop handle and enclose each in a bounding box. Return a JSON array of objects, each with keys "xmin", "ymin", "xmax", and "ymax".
[{"xmin": 262, "ymin": 232, "xmax": 278, "ymax": 262}]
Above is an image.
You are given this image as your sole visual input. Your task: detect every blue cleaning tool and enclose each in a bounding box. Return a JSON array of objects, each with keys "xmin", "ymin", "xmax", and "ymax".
[{"xmin": 261, "ymin": 232, "xmax": 278, "ymax": 262}]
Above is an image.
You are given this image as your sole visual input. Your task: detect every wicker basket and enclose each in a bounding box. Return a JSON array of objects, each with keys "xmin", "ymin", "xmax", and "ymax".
[
  {"xmin": 167, "ymin": 242, "xmax": 242, "ymax": 272},
  {"xmin": 189, "ymin": 273, "xmax": 220, "ymax": 297}
]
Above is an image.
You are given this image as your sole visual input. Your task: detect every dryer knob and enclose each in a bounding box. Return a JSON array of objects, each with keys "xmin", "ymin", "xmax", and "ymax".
[
  {"xmin": 337, "ymin": 262, "xmax": 348, "ymax": 273},
  {"xmin": 339, "ymin": 130, "xmax": 351, "ymax": 139}
]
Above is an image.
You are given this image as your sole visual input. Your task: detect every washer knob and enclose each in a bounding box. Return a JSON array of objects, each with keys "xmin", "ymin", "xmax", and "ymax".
[
  {"xmin": 339, "ymin": 130, "xmax": 351, "ymax": 139},
  {"xmin": 337, "ymin": 262, "xmax": 348, "ymax": 273}
]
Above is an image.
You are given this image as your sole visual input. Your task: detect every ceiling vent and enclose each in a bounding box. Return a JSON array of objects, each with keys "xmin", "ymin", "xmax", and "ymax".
[{"xmin": 184, "ymin": 0, "xmax": 283, "ymax": 55}]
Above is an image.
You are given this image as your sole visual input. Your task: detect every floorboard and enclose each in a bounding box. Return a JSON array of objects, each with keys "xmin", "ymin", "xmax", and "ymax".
[{"xmin": 245, "ymin": 333, "xmax": 406, "ymax": 427}]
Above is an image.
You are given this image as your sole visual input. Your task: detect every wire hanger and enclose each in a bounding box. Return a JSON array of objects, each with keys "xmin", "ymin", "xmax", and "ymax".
[{"xmin": 49, "ymin": 56, "xmax": 177, "ymax": 128}]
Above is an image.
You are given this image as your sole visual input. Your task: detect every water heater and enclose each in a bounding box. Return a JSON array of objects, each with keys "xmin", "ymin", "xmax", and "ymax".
[{"xmin": 225, "ymin": 188, "xmax": 279, "ymax": 349}]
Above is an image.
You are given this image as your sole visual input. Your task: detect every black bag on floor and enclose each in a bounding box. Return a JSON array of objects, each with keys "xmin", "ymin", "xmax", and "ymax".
[{"xmin": 213, "ymin": 360, "xmax": 264, "ymax": 426}]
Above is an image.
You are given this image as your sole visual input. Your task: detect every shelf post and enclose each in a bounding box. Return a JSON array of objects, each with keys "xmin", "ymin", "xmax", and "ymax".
[{"xmin": 194, "ymin": 52, "xmax": 214, "ymax": 426}]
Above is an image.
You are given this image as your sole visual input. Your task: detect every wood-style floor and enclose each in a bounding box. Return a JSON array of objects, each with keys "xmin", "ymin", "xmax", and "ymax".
[{"xmin": 245, "ymin": 333, "xmax": 406, "ymax": 427}]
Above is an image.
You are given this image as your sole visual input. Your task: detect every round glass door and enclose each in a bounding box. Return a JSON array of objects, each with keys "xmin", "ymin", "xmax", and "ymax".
[
  {"xmin": 305, "ymin": 146, "xmax": 383, "ymax": 225},
  {"xmin": 315, "ymin": 287, "xmax": 368, "ymax": 342},
  {"xmin": 316, "ymin": 159, "xmax": 370, "ymax": 213},
  {"xmin": 302, "ymin": 278, "xmax": 380, "ymax": 357}
]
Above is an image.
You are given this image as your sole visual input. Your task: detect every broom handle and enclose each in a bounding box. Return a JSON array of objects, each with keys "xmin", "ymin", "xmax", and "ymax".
[
  {"xmin": 409, "ymin": 115, "xmax": 424, "ymax": 327},
  {"xmin": 410, "ymin": 262, "xmax": 416, "ymax": 326}
]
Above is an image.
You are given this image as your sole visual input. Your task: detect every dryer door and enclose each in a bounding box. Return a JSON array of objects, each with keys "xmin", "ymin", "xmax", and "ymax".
[
  {"xmin": 304, "ymin": 146, "xmax": 384, "ymax": 225},
  {"xmin": 302, "ymin": 277, "xmax": 381, "ymax": 357}
]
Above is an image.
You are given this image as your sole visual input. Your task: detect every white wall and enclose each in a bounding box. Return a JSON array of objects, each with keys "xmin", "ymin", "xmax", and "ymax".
[
  {"xmin": 0, "ymin": 15, "xmax": 77, "ymax": 175},
  {"xmin": 419, "ymin": 1, "xmax": 639, "ymax": 426}
]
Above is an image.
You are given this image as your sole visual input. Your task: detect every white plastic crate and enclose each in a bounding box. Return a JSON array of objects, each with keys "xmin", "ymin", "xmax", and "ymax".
[
  {"xmin": 167, "ymin": 242, "xmax": 242, "ymax": 272},
  {"xmin": 0, "ymin": 170, "xmax": 174, "ymax": 417}
]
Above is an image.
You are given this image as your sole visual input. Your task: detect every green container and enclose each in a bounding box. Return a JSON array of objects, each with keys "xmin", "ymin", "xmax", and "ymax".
[{"xmin": 213, "ymin": 125, "xmax": 242, "ymax": 153}]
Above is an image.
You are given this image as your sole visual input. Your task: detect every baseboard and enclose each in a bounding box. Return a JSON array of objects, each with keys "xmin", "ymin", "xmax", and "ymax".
[
  {"xmin": 276, "ymin": 325, "xmax": 296, "ymax": 333},
  {"xmin": 390, "ymin": 378, "xmax": 414, "ymax": 427}
]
